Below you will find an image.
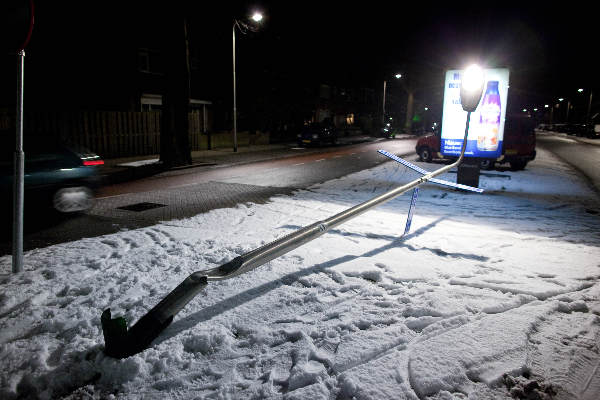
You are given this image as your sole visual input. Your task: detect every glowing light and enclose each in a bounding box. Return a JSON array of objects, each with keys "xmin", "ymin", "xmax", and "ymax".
[
  {"xmin": 522, "ymin": 109, "xmax": 527, "ymax": 112},
  {"xmin": 395, "ymin": 74, "xmax": 402, "ymax": 79},
  {"xmin": 578, "ymin": 88, "xmax": 584, "ymax": 93},
  {"xmin": 558, "ymin": 98, "xmax": 564, "ymax": 102},
  {"xmin": 544, "ymin": 104, "xmax": 549, "ymax": 108},
  {"xmin": 251, "ymin": 12, "xmax": 263, "ymax": 22},
  {"xmin": 424, "ymin": 107, "xmax": 429, "ymax": 111},
  {"xmin": 533, "ymin": 108, "xmax": 538, "ymax": 112},
  {"xmin": 462, "ymin": 64, "xmax": 485, "ymax": 93}
]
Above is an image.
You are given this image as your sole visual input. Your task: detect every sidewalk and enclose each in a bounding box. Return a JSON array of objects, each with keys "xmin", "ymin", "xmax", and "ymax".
[
  {"xmin": 98, "ymin": 134, "xmax": 402, "ymax": 185},
  {"xmin": 99, "ymin": 142, "xmax": 307, "ymax": 185}
]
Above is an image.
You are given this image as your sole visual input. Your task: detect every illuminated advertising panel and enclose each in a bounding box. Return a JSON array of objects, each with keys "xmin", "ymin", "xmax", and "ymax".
[{"xmin": 441, "ymin": 68, "xmax": 509, "ymax": 158}]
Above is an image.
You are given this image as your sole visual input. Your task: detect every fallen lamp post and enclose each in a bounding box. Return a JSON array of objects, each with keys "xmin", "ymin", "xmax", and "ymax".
[{"xmin": 101, "ymin": 65, "xmax": 486, "ymax": 359}]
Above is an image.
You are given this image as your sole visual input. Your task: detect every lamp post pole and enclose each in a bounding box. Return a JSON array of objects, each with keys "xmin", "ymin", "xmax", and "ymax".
[
  {"xmin": 587, "ymin": 90, "xmax": 593, "ymax": 123},
  {"xmin": 13, "ymin": 50, "xmax": 25, "ymax": 273},
  {"xmin": 381, "ymin": 74, "xmax": 401, "ymax": 130},
  {"xmin": 232, "ymin": 12, "xmax": 263, "ymax": 153},
  {"xmin": 232, "ymin": 23, "xmax": 238, "ymax": 152},
  {"xmin": 381, "ymin": 80, "xmax": 387, "ymax": 127}
]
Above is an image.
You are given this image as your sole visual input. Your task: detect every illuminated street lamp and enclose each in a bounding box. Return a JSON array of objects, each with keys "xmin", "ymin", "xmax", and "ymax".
[
  {"xmin": 459, "ymin": 64, "xmax": 484, "ymax": 112},
  {"xmin": 578, "ymin": 88, "xmax": 584, "ymax": 93},
  {"xmin": 233, "ymin": 11, "xmax": 264, "ymax": 152}
]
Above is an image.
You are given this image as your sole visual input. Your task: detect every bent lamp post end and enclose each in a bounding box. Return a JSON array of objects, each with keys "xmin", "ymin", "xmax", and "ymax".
[{"xmin": 101, "ymin": 273, "xmax": 209, "ymax": 359}]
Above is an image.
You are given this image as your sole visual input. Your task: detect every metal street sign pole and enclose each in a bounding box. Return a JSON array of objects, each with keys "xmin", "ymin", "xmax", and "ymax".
[{"xmin": 13, "ymin": 49, "xmax": 25, "ymax": 273}]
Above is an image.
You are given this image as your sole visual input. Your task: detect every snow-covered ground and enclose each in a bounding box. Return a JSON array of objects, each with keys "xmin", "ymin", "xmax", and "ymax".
[{"xmin": 1, "ymin": 148, "xmax": 600, "ymax": 399}]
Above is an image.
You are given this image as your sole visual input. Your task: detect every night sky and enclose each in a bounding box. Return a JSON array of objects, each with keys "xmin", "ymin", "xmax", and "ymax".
[
  {"xmin": 2, "ymin": 1, "xmax": 597, "ymax": 117},
  {"xmin": 239, "ymin": 1, "xmax": 597, "ymax": 107}
]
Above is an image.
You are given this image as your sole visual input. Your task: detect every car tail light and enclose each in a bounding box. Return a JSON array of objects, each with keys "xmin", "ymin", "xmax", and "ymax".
[{"xmin": 83, "ymin": 160, "xmax": 104, "ymax": 166}]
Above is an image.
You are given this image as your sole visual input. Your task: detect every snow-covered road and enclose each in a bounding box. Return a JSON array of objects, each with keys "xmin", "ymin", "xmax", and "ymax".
[{"xmin": 1, "ymin": 148, "xmax": 599, "ymax": 399}]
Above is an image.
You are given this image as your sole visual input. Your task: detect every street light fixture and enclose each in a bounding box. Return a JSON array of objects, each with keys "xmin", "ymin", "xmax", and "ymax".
[
  {"xmin": 459, "ymin": 64, "xmax": 485, "ymax": 112},
  {"xmin": 251, "ymin": 12, "xmax": 263, "ymax": 22},
  {"xmin": 233, "ymin": 11, "xmax": 264, "ymax": 152}
]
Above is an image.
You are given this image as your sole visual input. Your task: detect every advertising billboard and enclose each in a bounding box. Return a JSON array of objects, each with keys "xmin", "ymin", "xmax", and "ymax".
[{"xmin": 441, "ymin": 68, "xmax": 509, "ymax": 158}]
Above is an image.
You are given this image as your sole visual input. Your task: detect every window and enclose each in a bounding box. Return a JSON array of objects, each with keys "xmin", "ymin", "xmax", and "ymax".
[{"xmin": 137, "ymin": 48, "xmax": 162, "ymax": 74}]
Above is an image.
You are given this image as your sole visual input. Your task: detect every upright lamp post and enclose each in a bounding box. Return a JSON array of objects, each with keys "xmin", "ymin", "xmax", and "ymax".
[
  {"xmin": 579, "ymin": 88, "xmax": 594, "ymax": 123},
  {"xmin": 233, "ymin": 11, "xmax": 263, "ymax": 152},
  {"xmin": 9, "ymin": 0, "xmax": 35, "ymax": 274},
  {"xmin": 13, "ymin": 50, "xmax": 25, "ymax": 274},
  {"xmin": 558, "ymin": 98, "xmax": 565, "ymax": 123},
  {"xmin": 381, "ymin": 73, "xmax": 402, "ymax": 127}
]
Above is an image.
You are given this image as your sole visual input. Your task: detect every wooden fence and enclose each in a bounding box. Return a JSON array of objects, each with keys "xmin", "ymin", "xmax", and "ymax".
[{"xmin": 0, "ymin": 110, "xmax": 223, "ymax": 159}]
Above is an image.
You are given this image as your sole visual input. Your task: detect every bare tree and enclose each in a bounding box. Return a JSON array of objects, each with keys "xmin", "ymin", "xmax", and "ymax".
[{"xmin": 160, "ymin": 6, "xmax": 192, "ymax": 168}]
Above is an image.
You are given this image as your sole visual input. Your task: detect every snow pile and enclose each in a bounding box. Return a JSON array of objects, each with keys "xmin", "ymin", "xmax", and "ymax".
[{"xmin": 1, "ymin": 148, "xmax": 600, "ymax": 399}]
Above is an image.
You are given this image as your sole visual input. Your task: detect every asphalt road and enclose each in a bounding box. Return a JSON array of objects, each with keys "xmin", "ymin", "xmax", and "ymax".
[
  {"xmin": 536, "ymin": 132, "xmax": 600, "ymax": 193},
  {"xmin": 1, "ymin": 138, "xmax": 418, "ymax": 255},
  {"xmin": 97, "ymin": 139, "xmax": 418, "ymax": 197}
]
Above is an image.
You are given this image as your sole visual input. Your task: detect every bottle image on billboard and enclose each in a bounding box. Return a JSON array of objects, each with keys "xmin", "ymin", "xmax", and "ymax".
[{"xmin": 477, "ymin": 81, "xmax": 501, "ymax": 152}]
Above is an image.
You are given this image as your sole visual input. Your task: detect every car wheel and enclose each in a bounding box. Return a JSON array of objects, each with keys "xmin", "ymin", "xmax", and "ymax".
[
  {"xmin": 53, "ymin": 186, "xmax": 94, "ymax": 213},
  {"xmin": 509, "ymin": 160, "xmax": 527, "ymax": 171},
  {"xmin": 480, "ymin": 159, "xmax": 495, "ymax": 170},
  {"xmin": 418, "ymin": 147, "xmax": 432, "ymax": 162}
]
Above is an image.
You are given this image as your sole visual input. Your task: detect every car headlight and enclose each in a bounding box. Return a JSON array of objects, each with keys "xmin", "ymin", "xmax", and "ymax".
[{"xmin": 312, "ymin": 134, "xmax": 319, "ymax": 139}]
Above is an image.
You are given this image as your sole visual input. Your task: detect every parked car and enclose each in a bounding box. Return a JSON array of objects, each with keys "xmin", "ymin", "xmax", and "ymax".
[
  {"xmin": 415, "ymin": 114, "xmax": 536, "ymax": 170},
  {"xmin": 0, "ymin": 138, "xmax": 103, "ymax": 214},
  {"xmin": 297, "ymin": 121, "xmax": 338, "ymax": 146},
  {"xmin": 498, "ymin": 116, "xmax": 536, "ymax": 170}
]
